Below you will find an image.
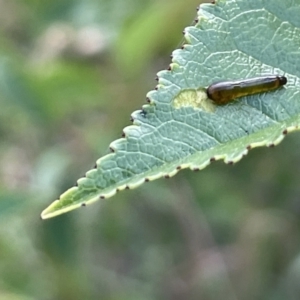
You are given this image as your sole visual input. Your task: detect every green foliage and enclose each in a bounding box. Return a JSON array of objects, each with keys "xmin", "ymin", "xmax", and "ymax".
[
  {"xmin": 1, "ymin": 1, "xmax": 300, "ymax": 300},
  {"xmin": 42, "ymin": 0, "xmax": 300, "ymax": 219}
]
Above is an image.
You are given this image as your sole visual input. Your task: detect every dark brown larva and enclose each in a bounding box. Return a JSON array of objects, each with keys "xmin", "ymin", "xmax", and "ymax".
[{"xmin": 207, "ymin": 75, "xmax": 287, "ymax": 105}]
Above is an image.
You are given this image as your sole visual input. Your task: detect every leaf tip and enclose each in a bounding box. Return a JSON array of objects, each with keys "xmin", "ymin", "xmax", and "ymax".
[{"xmin": 40, "ymin": 200, "xmax": 63, "ymax": 220}]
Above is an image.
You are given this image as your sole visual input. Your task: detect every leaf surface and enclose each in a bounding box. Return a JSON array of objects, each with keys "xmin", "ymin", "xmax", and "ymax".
[{"xmin": 41, "ymin": 0, "xmax": 300, "ymax": 219}]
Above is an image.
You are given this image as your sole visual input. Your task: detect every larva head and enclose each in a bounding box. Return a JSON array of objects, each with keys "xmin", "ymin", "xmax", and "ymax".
[{"xmin": 278, "ymin": 76, "xmax": 287, "ymax": 86}]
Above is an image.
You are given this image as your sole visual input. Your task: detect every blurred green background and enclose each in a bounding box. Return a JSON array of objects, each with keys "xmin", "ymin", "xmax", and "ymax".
[{"xmin": 1, "ymin": 0, "xmax": 300, "ymax": 299}]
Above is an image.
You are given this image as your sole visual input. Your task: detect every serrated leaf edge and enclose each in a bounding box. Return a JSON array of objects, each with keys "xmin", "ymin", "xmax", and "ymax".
[{"xmin": 41, "ymin": 123, "xmax": 297, "ymax": 219}]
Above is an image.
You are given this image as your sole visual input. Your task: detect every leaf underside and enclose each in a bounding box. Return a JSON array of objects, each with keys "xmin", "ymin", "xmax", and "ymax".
[{"xmin": 41, "ymin": 0, "xmax": 300, "ymax": 219}]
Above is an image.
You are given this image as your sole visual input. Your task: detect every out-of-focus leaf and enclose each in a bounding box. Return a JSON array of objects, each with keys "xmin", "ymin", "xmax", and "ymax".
[{"xmin": 115, "ymin": 0, "xmax": 201, "ymax": 76}]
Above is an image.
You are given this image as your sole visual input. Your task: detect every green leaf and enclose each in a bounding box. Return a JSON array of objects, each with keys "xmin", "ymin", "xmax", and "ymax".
[{"xmin": 41, "ymin": 0, "xmax": 300, "ymax": 219}]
